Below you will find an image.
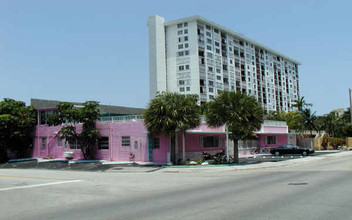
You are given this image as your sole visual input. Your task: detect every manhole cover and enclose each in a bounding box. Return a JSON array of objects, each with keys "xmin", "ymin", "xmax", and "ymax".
[{"xmin": 288, "ymin": 183, "xmax": 308, "ymax": 185}]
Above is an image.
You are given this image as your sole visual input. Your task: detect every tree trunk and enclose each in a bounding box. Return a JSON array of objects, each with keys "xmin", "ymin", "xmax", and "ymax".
[
  {"xmin": 233, "ymin": 139, "xmax": 239, "ymax": 163},
  {"xmin": 170, "ymin": 135, "xmax": 176, "ymax": 165},
  {"xmin": 80, "ymin": 145, "xmax": 88, "ymax": 160}
]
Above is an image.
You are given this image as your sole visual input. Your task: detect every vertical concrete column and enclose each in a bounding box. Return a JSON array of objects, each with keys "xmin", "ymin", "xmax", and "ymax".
[{"xmin": 147, "ymin": 15, "xmax": 167, "ymax": 100}]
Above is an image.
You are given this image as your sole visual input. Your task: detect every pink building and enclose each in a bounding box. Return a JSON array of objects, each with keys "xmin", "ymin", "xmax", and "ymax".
[
  {"xmin": 32, "ymin": 116, "xmax": 294, "ymax": 164},
  {"xmin": 31, "ymin": 99, "xmax": 296, "ymax": 163}
]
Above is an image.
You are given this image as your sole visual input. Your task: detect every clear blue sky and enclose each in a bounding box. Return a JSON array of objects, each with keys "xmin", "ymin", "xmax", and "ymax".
[{"xmin": 0, "ymin": 0, "xmax": 351, "ymax": 115}]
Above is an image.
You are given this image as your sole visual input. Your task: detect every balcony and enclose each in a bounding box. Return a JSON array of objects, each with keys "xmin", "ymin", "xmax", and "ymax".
[{"xmin": 99, "ymin": 115, "xmax": 143, "ymax": 123}]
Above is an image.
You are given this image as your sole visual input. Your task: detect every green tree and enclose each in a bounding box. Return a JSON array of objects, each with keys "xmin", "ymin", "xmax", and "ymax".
[
  {"xmin": 301, "ymin": 108, "xmax": 317, "ymax": 135},
  {"xmin": 143, "ymin": 92, "xmax": 201, "ymax": 163},
  {"xmin": 341, "ymin": 110, "xmax": 352, "ymax": 137},
  {"xmin": 48, "ymin": 101, "xmax": 100, "ymax": 160},
  {"xmin": 292, "ymin": 96, "xmax": 312, "ymax": 112},
  {"xmin": 264, "ymin": 110, "xmax": 286, "ymax": 121},
  {"xmin": 285, "ymin": 111, "xmax": 304, "ymax": 132},
  {"xmin": 0, "ymin": 98, "xmax": 36, "ymax": 162},
  {"xmin": 206, "ymin": 91, "xmax": 264, "ymax": 163},
  {"xmin": 265, "ymin": 110, "xmax": 303, "ymax": 132}
]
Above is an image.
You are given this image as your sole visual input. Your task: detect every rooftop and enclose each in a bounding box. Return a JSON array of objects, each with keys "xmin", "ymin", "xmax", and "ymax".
[
  {"xmin": 31, "ymin": 98, "xmax": 145, "ymax": 116},
  {"xmin": 163, "ymin": 15, "xmax": 301, "ymax": 65}
]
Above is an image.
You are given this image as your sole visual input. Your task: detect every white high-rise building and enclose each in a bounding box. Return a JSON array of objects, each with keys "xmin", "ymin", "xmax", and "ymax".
[{"xmin": 148, "ymin": 15, "xmax": 301, "ymax": 112}]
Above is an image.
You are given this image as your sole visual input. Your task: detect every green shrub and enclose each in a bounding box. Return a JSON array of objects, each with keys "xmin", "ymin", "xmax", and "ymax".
[
  {"xmin": 329, "ymin": 137, "xmax": 345, "ymax": 150},
  {"xmin": 321, "ymin": 135, "xmax": 329, "ymax": 150}
]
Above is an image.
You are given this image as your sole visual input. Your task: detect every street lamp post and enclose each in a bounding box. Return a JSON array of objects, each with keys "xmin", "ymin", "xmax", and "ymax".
[{"xmin": 349, "ymin": 89, "xmax": 352, "ymax": 123}]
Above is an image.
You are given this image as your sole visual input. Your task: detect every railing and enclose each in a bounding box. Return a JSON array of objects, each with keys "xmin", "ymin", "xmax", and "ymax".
[
  {"xmin": 99, "ymin": 115, "xmax": 144, "ymax": 123},
  {"xmin": 263, "ymin": 120, "xmax": 287, "ymax": 127}
]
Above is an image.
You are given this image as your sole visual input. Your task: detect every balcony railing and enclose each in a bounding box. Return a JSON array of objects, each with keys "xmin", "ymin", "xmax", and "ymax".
[{"xmin": 99, "ymin": 115, "xmax": 144, "ymax": 123}]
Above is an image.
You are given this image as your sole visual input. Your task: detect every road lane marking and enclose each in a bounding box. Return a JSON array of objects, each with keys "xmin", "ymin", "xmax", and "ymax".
[
  {"xmin": 0, "ymin": 174, "xmax": 74, "ymax": 181},
  {"xmin": 0, "ymin": 180, "xmax": 82, "ymax": 192}
]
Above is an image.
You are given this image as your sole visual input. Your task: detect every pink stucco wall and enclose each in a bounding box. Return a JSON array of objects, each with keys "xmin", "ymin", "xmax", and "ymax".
[
  {"xmin": 262, "ymin": 126, "xmax": 287, "ymax": 134},
  {"xmin": 176, "ymin": 133, "xmax": 226, "ymax": 153},
  {"xmin": 257, "ymin": 134, "xmax": 288, "ymax": 147},
  {"xmin": 32, "ymin": 120, "xmax": 292, "ymax": 163},
  {"xmin": 33, "ymin": 121, "xmax": 149, "ymax": 162}
]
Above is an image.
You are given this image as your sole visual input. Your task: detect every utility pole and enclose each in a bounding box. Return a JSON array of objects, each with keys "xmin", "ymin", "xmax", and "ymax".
[{"xmin": 349, "ymin": 88, "xmax": 352, "ymax": 123}]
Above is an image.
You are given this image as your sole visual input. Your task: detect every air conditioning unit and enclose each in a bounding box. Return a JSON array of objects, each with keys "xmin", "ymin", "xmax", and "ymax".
[{"xmin": 63, "ymin": 152, "xmax": 74, "ymax": 159}]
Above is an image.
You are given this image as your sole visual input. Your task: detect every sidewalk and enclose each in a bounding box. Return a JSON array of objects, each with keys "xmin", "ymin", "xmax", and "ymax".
[
  {"xmin": 1, "ymin": 151, "xmax": 350, "ymax": 173},
  {"xmin": 158, "ymin": 151, "xmax": 352, "ymax": 173}
]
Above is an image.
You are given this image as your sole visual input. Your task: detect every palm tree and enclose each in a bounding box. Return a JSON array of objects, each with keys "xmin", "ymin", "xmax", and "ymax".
[
  {"xmin": 292, "ymin": 96, "xmax": 312, "ymax": 112},
  {"xmin": 206, "ymin": 91, "xmax": 264, "ymax": 163},
  {"xmin": 301, "ymin": 108, "xmax": 317, "ymax": 135},
  {"xmin": 143, "ymin": 92, "xmax": 201, "ymax": 164}
]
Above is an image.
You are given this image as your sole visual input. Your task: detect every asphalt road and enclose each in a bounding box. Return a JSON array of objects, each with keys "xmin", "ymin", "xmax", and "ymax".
[{"xmin": 1, "ymin": 152, "xmax": 351, "ymax": 220}]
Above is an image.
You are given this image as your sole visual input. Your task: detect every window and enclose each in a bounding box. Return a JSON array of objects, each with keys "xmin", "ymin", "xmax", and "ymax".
[
  {"xmin": 185, "ymin": 50, "xmax": 189, "ymax": 56},
  {"xmin": 39, "ymin": 110, "xmax": 56, "ymax": 125},
  {"xmin": 121, "ymin": 136, "xmax": 130, "ymax": 147},
  {"xmin": 180, "ymin": 87, "xmax": 185, "ymax": 92},
  {"xmin": 216, "ymin": 75, "xmax": 221, "ymax": 80},
  {"xmin": 200, "ymin": 136, "xmax": 220, "ymax": 148},
  {"xmin": 184, "ymin": 36, "xmax": 188, "ymax": 41},
  {"xmin": 179, "ymin": 80, "xmax": 185, "ymax": 85},
  {"xmin": 98, "ymin": 137, "xmax": 109, "ymax": 150},
  {"xmin": 207, "ymin": 52, "xmax": 213, "ymax": 58},
  {"xmin": 266, "ymin": 136, "xmax": 277, "ymax": 145},
  {"xmin": 177, "ymin": 30, "xmax": 183, "ymax": 35},
  {"xmin": 183, "ymin": 22, "xmax": 188, "ymax": 27},
  {"xmin": 206, "ymin": 25, "xmax": 211, "ymax": 30},
  {"xmin": 184, "ymin": 29, "xmax": 188, "ymax": 34},
  {"xmin": 179, "ymin": 65, "xmax": 185, "ymax": 71},
  {"xmin": 185, "ymin": 43, "xmax": 189, "ymax": 48},
  {"xmin": 41, "ymin": 137, "xmax": 46, "ymax": 148},
  {"xmin": 69, "ymin": 139, "xmax": 79, "ymax": 149},
  {"xmin": 178, "ymin": 51, "xmax": 184, "ymax": 57},
  {"xmin": 208, "ymin": 66, "xmax": 213, "ymax": 72},
  {"xmin": 57, "ymin": 138, "xmax": 62, "ymax": 147},
  {"xmin": 206, "ymin": 38, "xmax": 212, "ymax": 44},
  {"xmin": 207, "ymin": 45, "xmax": 212, "ymax": 50},
  {"xmin": 134, "ymin": 141, "xmax": 138, "ymax": 149},
  {"xmin": 178, "ymin": 44, "xmax": 183, "ymax": 49},
  {"xmin": 186, "ymin": 87, "xmax": 190, "ymax": 91},
  {"xmin": 214, "ymin": 29, "xmax": 219, "ymax": 34},
  {"xmin": 177, "ymin": 23, "xmax": 183, "ymax": 28},
  {"xmin": 185, "ymin": 65, "xmax": 190, "ymax": 70},
  {"xmin": 151, "ymin": 138, "xmax": 160, "ymax": 149},
  {"xmin": 215, "ymin": 41, "xmax": 220, "ymax": 47},
  {"xmin": 215, "ymin": 48, "xmax": 220, "ymax": 54},
  {"xmin": 206, "ymin": 32, "xmax": 211, "ymax": 37},
  {"xmin": 209, "ymin": 87, "xmax": 214, "ymax": 93}
]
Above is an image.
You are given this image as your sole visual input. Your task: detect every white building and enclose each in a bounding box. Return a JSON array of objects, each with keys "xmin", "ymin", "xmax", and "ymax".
[{"xmin": 148, "ymin": 15, "xmax": 301, "ymax": 112}]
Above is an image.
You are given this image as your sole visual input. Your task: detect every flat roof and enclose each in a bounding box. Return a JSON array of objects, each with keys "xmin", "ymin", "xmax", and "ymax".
[
  {"xmin": 31, "ymin": 98, "xmax": 145, "ymax": 115},
  {"xmin": 164, "ymin": 15, "xmax": 301, "ymax": 65}
]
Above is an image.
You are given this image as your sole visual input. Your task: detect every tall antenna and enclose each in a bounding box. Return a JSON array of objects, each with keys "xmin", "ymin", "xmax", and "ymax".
[{"xmin": 349, "ymin": 89, "xmax": 352, "ymax": 123}]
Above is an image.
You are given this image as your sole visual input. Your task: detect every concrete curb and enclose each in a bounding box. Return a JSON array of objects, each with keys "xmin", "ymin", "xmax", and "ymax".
[{"xmin": 159, "ymin": 152, "xmax": 352, "ymax": 173}]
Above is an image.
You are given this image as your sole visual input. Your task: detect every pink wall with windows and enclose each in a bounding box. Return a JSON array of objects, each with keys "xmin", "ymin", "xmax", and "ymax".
[
  {"xmin": 176, "ymin": 133, "xmax": 226, "ymax": 153},
  {"xmin": 33, "ymin": 121, "xmax": 149, "ymax": 162},
  {"xmin": 32, "ymin": 120, "xmax": 293, "ymax": 163},
  {"xmin": 257, "ymin": 134, "xmax": 288, "ymax": 148}
]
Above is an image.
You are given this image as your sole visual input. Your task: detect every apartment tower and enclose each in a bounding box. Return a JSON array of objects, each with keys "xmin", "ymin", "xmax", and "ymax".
[{"xmin": 148, "ymin": 15, "xmax": 301, "ymax": 112}]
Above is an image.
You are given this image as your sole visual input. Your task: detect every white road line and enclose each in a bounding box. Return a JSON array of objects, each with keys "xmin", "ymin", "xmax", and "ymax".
[{"xmin": 0, "ymin": 180, "xmax": 82, "ymax": 192}]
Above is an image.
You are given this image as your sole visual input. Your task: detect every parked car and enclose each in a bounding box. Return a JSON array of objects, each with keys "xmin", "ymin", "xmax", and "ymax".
[{"xmin": 270, "ymin": 144, "xmax": 314, "ymax": 156}]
